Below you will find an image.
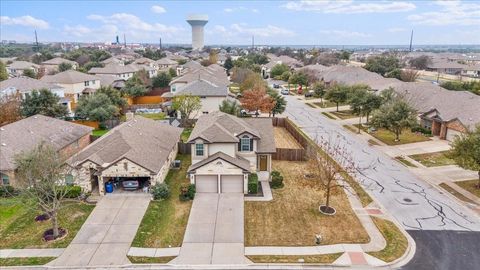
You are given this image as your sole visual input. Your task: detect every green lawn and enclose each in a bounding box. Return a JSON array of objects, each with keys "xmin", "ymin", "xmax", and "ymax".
[
  {"xmin": 136, "ymin": 112, "xmax": 166, "ymax": 121},
  {"xmin": 181, "ymin": 128, "xmax": 192, "ymax": 142},
  {"xmin": 128, "ymin": 256, "xmax": 176, "ymax": 264},
  {"xmin": 408, "ymin": 151, "xmax": 455, "ymax": 167},
  {"xmin": 313, "ymin": 100, "xmax": 345, "ymax": 108},
  {"xmin": 247, "ymin": 253, "xmax": 342, "ymax": 264},
  {"xmin": 355, "ymin": 125, "xmax": 431, "ymax": 146},
  {"xmin": 368, "ymin": 217, "xmax": 408, "ymax": 262},
  {"xmin": 92, "ymin": 129, "xmax": 109, "ymax": 137},
  {"xmin": 0, "ymin": 198, "xmax": 94, "ymax": 249},
  {"xmin": 329, "ymin": 110, "xmax": 358, "ymax": 120},
  {"xmin": 0, "ymin": 257, "xmax": 56, "ymax": 267},
  {"xmin": 455, "ymin": 180, "xmax": 480, "ymax": 199},
  {"xmin": 395, "ymin": 156, "xmax": 417, "ymax": 168},
  {"xmin": 131, "ymin": 154, "xmax": 192, "ymax": 248}
]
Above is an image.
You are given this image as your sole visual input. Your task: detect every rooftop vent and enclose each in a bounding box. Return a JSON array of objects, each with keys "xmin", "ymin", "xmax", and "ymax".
[
  {"xmin": 1, "ymin": 143, "xmax": 6, "ymax": 146},
  {"xmin": 0, "ymin": 128, "xmax": 4, "ymax": 131}
]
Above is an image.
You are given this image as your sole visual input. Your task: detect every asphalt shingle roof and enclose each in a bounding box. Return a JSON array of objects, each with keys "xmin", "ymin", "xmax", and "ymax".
[
  {"xmin": 187, "ymin": 152, "xmax": 250, "ymax": 173},
  {"xmin": 41, "ymin": 70, "xmax": 98, "ymax": 84}
]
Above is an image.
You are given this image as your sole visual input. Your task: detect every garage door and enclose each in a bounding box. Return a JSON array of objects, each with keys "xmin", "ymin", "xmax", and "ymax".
[
  {"xmin": 446, "ymin": 128, "xmax": 462, "ymax": 142},
  {"xmin": 221, "ymin": 175, "xmax": 244, "ymax": 193},
  {"xmin": 195, "ymin": 175, "xmax": 218, "ymax": 193}
]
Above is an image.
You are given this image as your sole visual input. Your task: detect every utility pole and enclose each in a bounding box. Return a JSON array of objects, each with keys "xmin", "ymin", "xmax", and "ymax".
[
  {"xmin": 159, "ymin": 37, "xmax": 162, "ymax": 50},
  {"xmin": 409, "ymin": 30, "xmax": 414, "ymax": 52},
  {"xmin": 123, "ymin": 33, "xmax": 127, "ymax": 48},
  {"xmin": 34, "ymin": 30, "xmax": 39, "ymax": 52},
  {"xmin": 252, "ymin": 35, "xmax": 255, "ymax": 51}
]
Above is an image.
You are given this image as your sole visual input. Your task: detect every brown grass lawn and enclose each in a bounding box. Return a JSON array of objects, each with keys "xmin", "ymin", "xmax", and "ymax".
[
  {"xmin": 368, "ymin": 217, "xmax": 408, "ymax": 262},
  {"xmin": 245, "ymin": 160, "xmax": 370, "ymax": 246},
  {"xmin": 128, "ymin": 256, "xmax": 176, "ymax": 264},
  {"xmin": 132, "ymin": 154, "xmax": 192, "ymax": 248},
  {"xmin": 455, "ymin": 180, "xmax": 480, "ymax": 199},
  {"xmin": 321, "ymin": 112, "xmax": 337, "ymax": 120},
  {"xmin": 274, "ymin": 127, "xmax": 303, "ymax": 149},
  {"xmin": 439, "ymin": 183, "xmax": 476, "ymax": 204},
  {"xmin": 247, "ymin": 253, "xmax": 342, "ymax": 264},
  {"xmin": 395, "ymin": 157, "xmax": 417, "ymax": 168},
  {"xmin": 329, "ymin": 110, "xmax": 357, "ymax": 120},
  {"xmin": 409, "ymin": 151, "xmax": 455, "ymax": 167},
  {"xmin": 0, "ymin": 257, "xmax": 56, "ymax": 267}
]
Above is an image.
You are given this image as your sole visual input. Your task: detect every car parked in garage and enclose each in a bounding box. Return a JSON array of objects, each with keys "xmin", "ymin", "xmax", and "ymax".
[{"xmin": 122, "ymin": 179, "xmax": 140, "ymax": 191}]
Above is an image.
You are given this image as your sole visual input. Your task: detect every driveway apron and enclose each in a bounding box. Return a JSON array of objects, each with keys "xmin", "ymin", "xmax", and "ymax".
[
  {"xmin": 173, "ymin": 193, "xmax": 247, "ymax": 264},
  {"xmin": 49, "ymin": 194, "xmax": 150, "ymax": 267}
]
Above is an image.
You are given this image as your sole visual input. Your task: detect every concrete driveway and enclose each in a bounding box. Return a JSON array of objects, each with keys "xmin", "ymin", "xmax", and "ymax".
[
  {"xmin": 173, "ymin": 193, "xmax": 247, "ymax": 265},
  {"xmin": 49, "ymin": 194, "xmax": 150, "ymax": 267}
]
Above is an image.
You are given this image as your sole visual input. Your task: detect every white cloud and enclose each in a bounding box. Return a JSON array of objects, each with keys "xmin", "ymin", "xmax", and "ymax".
[
  {"xmin": 388, "ymin": 27, "xmax": 407, "ymax": 33},
  {"xmin": 223, "ymin": 7, "xmax": 258, "ymax": 13},
  {"xmin": 0, "ymin": 15, "xmax": 49, "ymax": 29},
  {"xmin": 319, "ymin": 30, "xmax": 371, "ymax": 38},
  {"xmin": 66, "ymin": 13, "xmax": 187, "ymax": 42},
  {"xmin": 282, "ymin": 0, "xmax": 415, "ymax": 14},
  {"xmin": 408, "ymin": 1, "xmax": 480, "ymax": 26},
  {"xmin": 151, "ymin": 5, "xmax": 166, "ymax": 14},
  {"xmin": 224, "ymin": 8, "xmax": 234, "ymax": 13}
]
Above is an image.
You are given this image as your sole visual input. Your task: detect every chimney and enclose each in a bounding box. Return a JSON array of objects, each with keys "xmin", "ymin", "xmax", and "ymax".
[{"xmin": 126, "ymin": 112, "xmax": 134, "ymax": 121}]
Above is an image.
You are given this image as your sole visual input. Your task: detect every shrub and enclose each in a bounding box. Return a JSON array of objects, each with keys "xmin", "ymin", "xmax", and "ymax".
[
  {"xmin": 270, "ymin": 170, "xmax": 284, "ymax": 189},
  {"xmin": 411, "ymin": 126, "xmax": 432, "ymax": 135},
  {"xmin": 248, "ymin": 173, "xmax": 258, "ymax": 194},
  {"xmin": 0, "ymin": 185, "xmax": 17, "ymax": 197},
  {"xmin": 151, "ymin": 183, "xmax": 170, "ymax": 200},
  {"xmin": 179, "ymin": 184, "xmax": 195, "ymax": 201},
  {"xmin": 63, "ymin": 185, "xmax": 82, "ymax": 198}
]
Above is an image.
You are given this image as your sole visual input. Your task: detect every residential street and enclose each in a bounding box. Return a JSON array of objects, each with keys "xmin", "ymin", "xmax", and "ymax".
[{"xmin": 282, "ymin": 94, "xmax": 480, "ymax": 269}]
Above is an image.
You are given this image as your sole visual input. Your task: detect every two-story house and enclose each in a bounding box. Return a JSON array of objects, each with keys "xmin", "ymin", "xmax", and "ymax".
[
  {"xmin": 186, "ymin": 112, "xmax": 275, "ymax": 194},
  {"xmin": 41, "ymin": 70, "xmax": 101, "ymax": 104}
]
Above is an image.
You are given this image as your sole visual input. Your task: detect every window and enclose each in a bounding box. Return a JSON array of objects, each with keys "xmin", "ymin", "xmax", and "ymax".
[
  {"xmin": 240, "ymin": 135, "xmax": 251, "ymax": 152},
  {"xmin": 65, "ymin": 174, "xmax": 74, "ymax": 185},
  {"xmin": 1, "ymin": 174, "xmax": 9, "ymax": 185},
  {"xmin": 195, "ymin": 143, "xmax": 204, "ymax": 156},
  {"xmin": 84, "ymin": 81, "xmax": 89, "ymax": 86}
]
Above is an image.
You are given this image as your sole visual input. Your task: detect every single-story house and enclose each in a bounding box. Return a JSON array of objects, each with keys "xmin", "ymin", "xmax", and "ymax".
[
  {"xmin": 68, "ymin": 115, "xmax": 182, "ymax": 195},
  {"xmin": 186, "ymin": 112, "xmax": 275, "ymax": 194},
  {"xmin": 0, "ymin": 115, "xmax": 93, "ymax": 187}
]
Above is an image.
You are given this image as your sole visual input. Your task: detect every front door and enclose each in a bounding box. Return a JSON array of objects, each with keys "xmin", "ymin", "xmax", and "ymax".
[{"xmin": 259, "ymin": 155, "xmax": 268, "ymax": 171}]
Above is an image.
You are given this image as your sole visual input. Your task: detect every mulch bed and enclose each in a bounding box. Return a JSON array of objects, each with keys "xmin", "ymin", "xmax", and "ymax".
[{"xmin": 43, "ymin": 228, "xmax": 68, "ymax": 242}]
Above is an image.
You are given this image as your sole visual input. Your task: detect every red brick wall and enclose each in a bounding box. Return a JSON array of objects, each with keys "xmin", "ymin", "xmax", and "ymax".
[{"xmin": 445, "ymin": 120, "xmax": 468, "ymax": 133}]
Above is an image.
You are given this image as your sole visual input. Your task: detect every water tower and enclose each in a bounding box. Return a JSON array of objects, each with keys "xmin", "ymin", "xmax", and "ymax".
[{"xmin": 186, "ymin": 14, "xmax": 208, "ymax": 50}]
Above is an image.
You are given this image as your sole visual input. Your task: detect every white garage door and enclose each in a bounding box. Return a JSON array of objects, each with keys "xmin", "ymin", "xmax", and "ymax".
[
  {"xmin": 446, "ymin": 128, "xmax": 462, "ymax": 142},
  {"xmin": 196, "ymin": 175, "xmax": 218, "ymax": 193},
  {"xmin": 221, "ymin": 175, "xmax": 244, "ymax": 193}
]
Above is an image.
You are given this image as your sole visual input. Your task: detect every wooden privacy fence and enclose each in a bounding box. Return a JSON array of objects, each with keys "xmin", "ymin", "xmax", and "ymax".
[
  {"xmin": 178, "ymin": 142, "xmax": 191, "ymax": 155},
  {"xmin": 272, "ymin": 117, "xmax": 307, "ymax": 161},
  {"xmin": 73, "ymin": 120, "xmax": 99, "ymax": 129}
]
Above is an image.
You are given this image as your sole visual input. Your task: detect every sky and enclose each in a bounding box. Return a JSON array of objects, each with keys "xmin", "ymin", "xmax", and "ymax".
[{"xmin": 1, "ymin": 0, "xmax": 479, "ymax": 46}]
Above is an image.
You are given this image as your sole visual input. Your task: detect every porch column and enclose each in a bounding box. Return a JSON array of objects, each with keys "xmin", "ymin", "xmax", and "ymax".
[
  {"xmin": 439, "ymin": 123, "xmax": 447, "ymax": 140},
  {"xmin": 217, "ymin": 174, "xmax": 221, "ymax": 194},
  {"xmin": 243, "ymin": 174, "xmax": 248, "ymax": 194},
  {"xmin": 98, "ymin": 175, "xmax": 105, "ymax": 195}
]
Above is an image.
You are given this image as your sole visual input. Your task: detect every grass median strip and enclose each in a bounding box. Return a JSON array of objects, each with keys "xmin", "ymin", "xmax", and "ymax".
[
  {"xmin": 0, "ymin": 257, "xmax": 56, "ymax": 267},
  {"xmin": 247, "ymin": 253, "xmax": 343, "ymax": 264},
  {"xmin": 368, "ymin": 217, "xmax": 408, "ymax": 263},
  {"xmin": 455, "ymin": 180, "xmax": 480, "ymax": 199},
  {"xmin": 329, "ymin": 110, "xmax": 357, "ymax": 120},
  {"xmin": 343, "ymin": 125, "xmax": 358, "ymax": 133},
  {"xmin": 127, "ymin": 256, "xmax": 176, "ymax": 264},
  {"xmin": 305, "ymin": 103, "xmax": 317, "ymax": 108},
  {"xmin": 322, "ymin": 112, "xmax": 337, "ymax": 120},
  {"xmin": 131, "ymin": 154, "xmax": 192, "ymax": 248},
  {"xmin": 439, "ymin": 183, "xmax": 476, "ymax": 204},
  {"xmin": 395, "ymin": 156, "xmax": 417, "ymax": 167}
]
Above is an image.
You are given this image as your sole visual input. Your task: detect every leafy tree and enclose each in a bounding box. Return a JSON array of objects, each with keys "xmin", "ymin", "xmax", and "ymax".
[
  {"xmin": 270, "ymin": 63, "xmax": 289, "ymax": 78},
  {"xmin": 0, "ymin": 93, "xmax": 22, "ymax": 126},
  {"xmin": 96, "ymin": 86, "xmax": 127, "ymax": 108},
  {"xmin": 448, "ymin": 126, "xmax": 480, "ymax": 188},
  {"xmin": 223, "ymin": 57, "xmax": 234, "ymax": 71},
  {"xmin": 168, "ymin": 67, "xmax": 177, "ymax": 78},
  {"xmin": 240, "ymin": 73, "xmax": 266, "ymax": 92},
  {"xmin": 312, "ymin": 82, "xmax": 326, "ymax": 102},
  {"xmin": 219, "ymin": 99, "xmax": 241, "ymax": 116},
  {"xmin": 385, "ymin": 68, "xmax": 402, "ymax": 79},
  {"xmin": 288, "ymin": 71, "xmax": 308, "ymax": 91},
  {"xmin": 441, "ymin": 81, "xmax": 480, "ymax": 96},
  {"xmin": 21, "ymin": 89, "xmax": 68, "ymax": 118},
  {"xmin": 370, "ymin": 98, "xmax": 417, "ymax": 141},
  {"xmin": 268, "ymin": 89, "xmax": 286, "ymax": 117},
  {"xmin": 325, "ymin": 85, "xmax": 350, "ymax": 112},
  {"xmin": 172, "ymin": 94, "xmax": 202, "ymax": 127},
  {"xmin": 83, "ymin": 61, "xmax": 103, "ymax": 71},
  {"xmin": 137, "ymin": 48, "xmax": 165, "ymax": 60},
  {"xmin": 340, "ymin": 50, "xmax": 351, "ymax": 62},
  {"xmin": 75, "ymin": 93, "xmax": 119, "ymax": 123},
  {"xmin": 280, "ymin": 71, "xmax": 291, "ymax": 82},
  {"xmin": 122, "ymin": 73, "xmax": 148, "ymax": 97},
  {"xmin": 409, "ymin": 55, "xmax": 431, "ymax": 70},
  {"xmin": 23, "ymin": 69, "xmax": 36, "ymax": 78},
  {"xmin": 363, "ymin": 92, "xmax": 383, "ymax": 123},
  {"xmin": 209, "ymin": 50, "xmax": 218, "ymax": 64},
  {"xmin": 58, "ymin": 62, "xmax": 73, "ymax": 72},
  {"xmin": 240, "ymin": 87, "xmax": 276, "ymax": 117},
  {"xmin": 152, "ymin": 72, "xmax": 171, "ymax": 88},
  {"xmin": 0, "ymin": 61, "xmax": 8, "ymax": 81},
  {"xmin": 15, "ymin": 143, "xmax": 75, "ymax": 239},
  {"xmin": 365, "ymin": 55, "xmax": 400, "ymax": 76}
]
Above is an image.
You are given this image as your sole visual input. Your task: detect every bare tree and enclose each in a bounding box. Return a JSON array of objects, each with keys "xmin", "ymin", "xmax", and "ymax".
[
  {"xmin": 400, "ymin": 69, "xmax": 420, "ymax": 82},
  {"xmin": 14, "ymin": 142, "xmax": 74, "ymax": 239},
  {"xmin": 307, "ymin": 136, "xmax": 356, "ymax": 215}
]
